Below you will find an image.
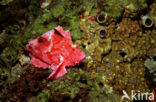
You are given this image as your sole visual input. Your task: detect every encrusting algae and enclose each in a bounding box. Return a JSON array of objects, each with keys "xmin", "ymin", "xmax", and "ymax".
[{"xmin": 77, "ymin": 9, "xmax": 153, "ymax": 101}]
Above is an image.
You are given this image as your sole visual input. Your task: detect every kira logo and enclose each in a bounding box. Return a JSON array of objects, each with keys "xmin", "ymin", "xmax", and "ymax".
[{"xmin": 122, "ymin": 90, "xmax": 154, "ymax": 101}]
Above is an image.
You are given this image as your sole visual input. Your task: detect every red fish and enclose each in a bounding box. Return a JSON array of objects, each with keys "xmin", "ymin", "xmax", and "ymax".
[{"xmin": 25, "ymin": 26, "xmax": 85, "ymax": 79}]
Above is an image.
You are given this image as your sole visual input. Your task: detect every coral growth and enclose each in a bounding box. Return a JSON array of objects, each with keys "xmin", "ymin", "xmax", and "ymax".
[
  {"xmin": 79, "ymin": 11, "xmax": 155, "ymax": 101},
  {"xmin": 79, "ymin": 19, "xmax": 112, "ymax": 67}
]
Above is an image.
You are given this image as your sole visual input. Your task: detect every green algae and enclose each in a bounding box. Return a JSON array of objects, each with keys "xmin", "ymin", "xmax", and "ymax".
[
  {"xmin": 28, "ymin": 90, "xmax": 51, "ymax": 102},
  {"xmin": 0, "ymin": 25, "xmax": 23, "ymax": 67},
  {"xmin": 50, "ymin": 2, "xmax": 65, "ymax": 18},
  {"xmin": 101, "ymin": 0, "xmax": 147, "ymax": 18},
  {"xmin": 50, "ymin": 0, "xmax": 98, "ymax": 40},
  {"xmin": 45, "ymin": 69, "xmax": 119, "ymax": 101},
  {"xmin": 131, "ymin": 0, "xmax": 147, "ymax": 10},
  {"xmin": 24, "ymin": 0, "xmax": 80, "ymax": 41},
  {"xmin": 23, "ymin": 9, "xmax": 58, "ymax": 42},
  {"xmin": 0, "ymin": 2, "xmax": 97, "ymax": 96},
  {"xmin": 0, "ymin": 0, "xmax": 41, "ymax": 67},
  {"xmin": 47, "ymin": 70, "xmax": 86, "ymax": 99},
  {"xmin": 0, "ymin": 0, "xmax": 13, "ymax": 5},
  {"xmin": 0, "ymin": 67, "xmax": 20, "ymax": 85},
  {"xmin": 36, "ymin": 90, "xmax": 51, "ymax": 102},
  {"xmin": 0, "ymin": 0, "xmax": 98, "ymax": 69},
  {"xmin": 0, "ymin": 67, "xmax": 19, "ymax": 101}
]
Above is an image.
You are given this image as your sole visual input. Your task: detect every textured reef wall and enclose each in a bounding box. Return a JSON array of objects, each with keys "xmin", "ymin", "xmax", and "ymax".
[{"xmin": 0, "ymin": 0, "xmax": 156, "ymax": 102}]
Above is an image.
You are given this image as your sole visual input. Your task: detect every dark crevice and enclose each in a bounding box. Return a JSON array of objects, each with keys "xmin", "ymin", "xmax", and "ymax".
[
  {"xmin": 153, "ymin": 56, "xmax": 156, "ymax": 61},
  {"xmin": 119, "ymin": 51, "xmax": 127, "ymax": 57}
]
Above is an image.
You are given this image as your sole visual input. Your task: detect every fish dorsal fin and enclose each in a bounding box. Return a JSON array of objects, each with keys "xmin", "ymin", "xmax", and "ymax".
[
  {"xmin": 54, "ymin": 26, "xmax": 71, "ymax": 40},
  {"xmin": 54, "ymin": 28, "xmax": 64, "ymax": 37}
]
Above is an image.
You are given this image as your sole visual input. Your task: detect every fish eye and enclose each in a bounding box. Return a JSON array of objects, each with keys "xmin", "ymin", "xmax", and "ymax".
[{"xmin": 28, "ymin": 45, "xmax": 32, "ymax": 49}]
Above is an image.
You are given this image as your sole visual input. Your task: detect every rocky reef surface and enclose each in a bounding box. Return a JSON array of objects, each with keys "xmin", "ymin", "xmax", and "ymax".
[{"xmin": 0, "ymin": 0, "xmax": 156, "ymax": 102}]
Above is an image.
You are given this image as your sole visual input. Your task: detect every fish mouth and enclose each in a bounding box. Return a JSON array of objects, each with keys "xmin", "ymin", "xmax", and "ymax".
[
  {"xmin": 25, "ymin": 44, "xmax": 29, "ymax": 50},
  {"xmin": 25, "ymin": 44, "xmax": 32, "ymax": 51},
  {"xmin": 25, "ymin": 45, "xmax": 32, "ymax": 54},
  {"xmin": 24, "ymin": 48, "xmax": 31, "ymax": 56}
]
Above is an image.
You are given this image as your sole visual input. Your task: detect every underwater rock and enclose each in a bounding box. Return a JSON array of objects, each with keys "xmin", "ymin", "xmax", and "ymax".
[
  {"xmin": 106, "ymin": 17, "xmax": 156, "ymax": 63},
  {"xmin": 103, "ymin": 59, "xmax": 149, "ymax": 100},
  {"xmin": 141, "ymin": 15, "xmax": 154, "ymax": 28},
  {"xmin": 105, "ymin": 18, "xmax": 150, "ymax": 62},
  {"xmin": 99, "ymin": 16, "xmax": 155, "ymax": 99},
  {"xmin": 117, "ymin": 18, "xmax": 141, "ymax": 38},
  {"xmin": 80, "ymin": 19, "xmax": 112, "ymax": 66},
  {"xmin": 110, "ymin": 34, "xmax": 152, "ymax": 62},
  {"xmin": 87, "ymin": 37, "xmax": 111, "ymax": 63}
]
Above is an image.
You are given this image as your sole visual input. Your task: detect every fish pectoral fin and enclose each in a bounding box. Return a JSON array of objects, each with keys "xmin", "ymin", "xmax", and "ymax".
[
  {"xmin": 48, "ymin": 64, "xmax": 67, "ymax": 79},
  {"xmin": 31, "ymin": 57, "xmax": 50, "ymax": 69}
]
